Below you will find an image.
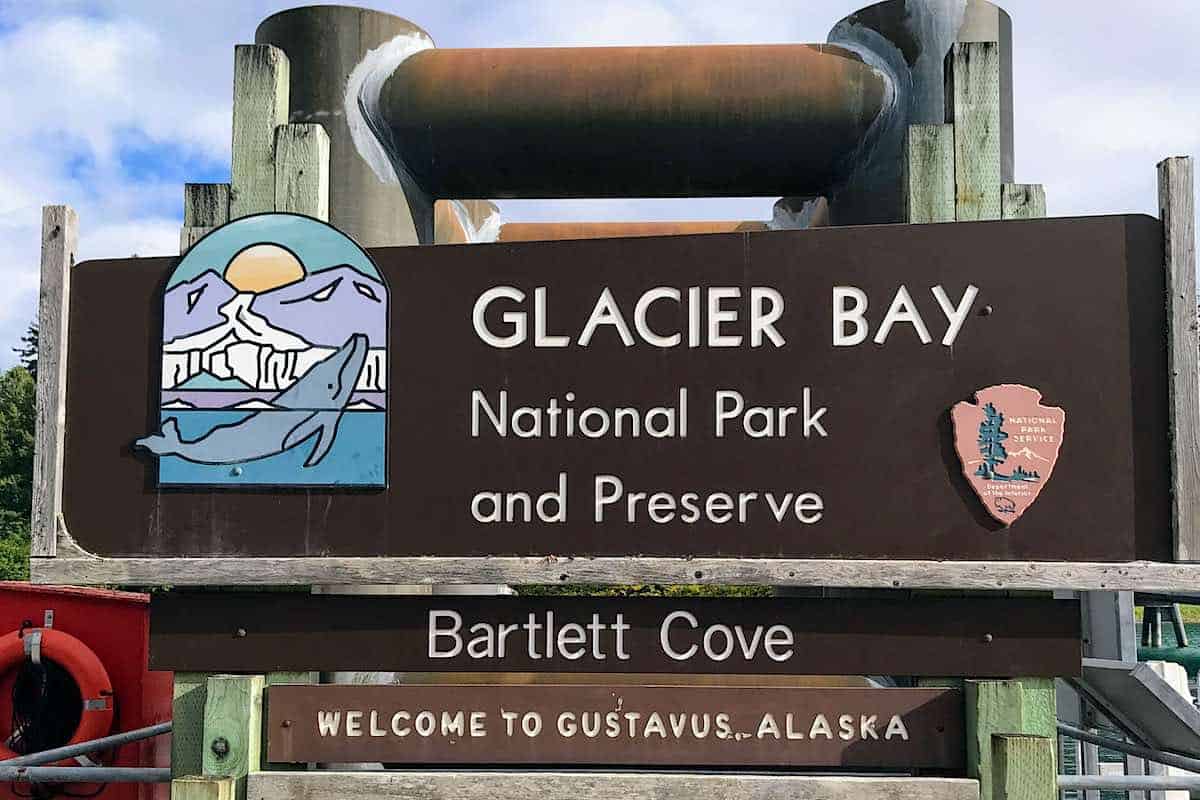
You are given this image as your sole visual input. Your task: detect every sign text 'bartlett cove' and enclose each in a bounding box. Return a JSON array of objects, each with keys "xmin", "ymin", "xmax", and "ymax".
[{"xmin": 62, "ymin": 214, "xmax": 1168, "ymax": 562}]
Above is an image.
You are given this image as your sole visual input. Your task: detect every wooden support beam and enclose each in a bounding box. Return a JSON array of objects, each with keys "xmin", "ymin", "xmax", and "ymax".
[
  {"xmin": 30, "ymin": 555, "xmax": 1200, "ymax": 591},
  {"xmin": 946, "ymin": 42, "xmax": 1002, "ymax": 221},
  {"xmin": 266, "ymin": 672, "xmax": 316, "ymax": 685},
  {"xmin": 965, "ymin": 679, "xmax": 1056, "ymax": 800},
  {"xmin": 1000, "ymin": 184, "xmax": 1046, "ymax": 220},
  {"xmin": 274, "ymin": 124, "xmax": 330, "ymax": 221},
  {"xmin": 172, "ymin": 776, "xmax": 235, "ymax": 800},
  {"xmin": 31, "ymin": 205, "xmax": 77, "ymax": 558},
  {"xmin": 231, "ymin": 44, "xmax": 289, "ymax": 219},
  {"xmin": 905, "ymin": 124, "xmax": 956, "ymax": 223},
  {"xmin": 172, "ymin": 672, "xmax": 209, "ymax": 778},
  {"xmin": 248, "ymin": 772, "xmax": 981, "ymax": 800},
  {"xmin": 991, "ymin": 735, "xmax": 1056, "ymax": 800},
  {"xmin": 181, "ymin": 183, "xmax": 230, "ymax": 254},
  {"xmin": 202, "ymin": 675, "xmax": 265, "ymax": 799},
  {"xmin": 1158, "ymin": 156, "xmax": 1200, "ymax": 561}
]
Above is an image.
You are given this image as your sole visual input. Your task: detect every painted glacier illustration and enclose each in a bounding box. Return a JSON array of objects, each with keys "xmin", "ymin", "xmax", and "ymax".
[{"xmin": 135, "ymin": 214, "xmax": 387, "ymax": 487}]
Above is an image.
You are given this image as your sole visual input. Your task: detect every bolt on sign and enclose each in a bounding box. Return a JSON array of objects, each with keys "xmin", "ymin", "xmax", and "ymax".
[
  {"xmin": 56, "ymin": 213, "xmax": 1168, "ymax": 572},
  {"xmin": 265, "ymin": 685, "xmax": 964, "ymax": 769}
]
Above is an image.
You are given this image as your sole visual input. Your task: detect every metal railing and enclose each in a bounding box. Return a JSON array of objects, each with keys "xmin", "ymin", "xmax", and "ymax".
[
  {"xmin": 0, "ymin": 721, "xmax": 172, "ymax": 784},
  {"xmin": 1058, "ymin": 721, "xmax": 1200, "ymax": 798}
]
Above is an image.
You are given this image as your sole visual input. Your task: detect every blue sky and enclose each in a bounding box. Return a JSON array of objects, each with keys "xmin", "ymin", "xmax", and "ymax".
[{"xmin": 0, "ymin": 0, "xmax": 1197, "ymax": 368}]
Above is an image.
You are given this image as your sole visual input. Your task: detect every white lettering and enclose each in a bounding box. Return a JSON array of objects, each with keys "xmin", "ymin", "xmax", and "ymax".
[
  {"xmin": 833, "ymin": 286, "xmax": 868, "ymax": 346},
  {"xmin": 874, "ymin": 285, "xmax": 932, "ymax": 345},
  {"xmin": 429, "ymin": 610, "xmax": 463, "ymax": 658},
  {"xmin": 932, "ymin": 284, "xmax": 979, "ymax": 346},
  {"xmin": 473, "ymin": 286, "xmax": 526, "ymax": 348}
]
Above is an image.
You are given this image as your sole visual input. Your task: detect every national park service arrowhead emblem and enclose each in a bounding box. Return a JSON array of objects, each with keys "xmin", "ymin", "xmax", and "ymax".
[{"xmin": 951, "ymin": 385, "xmax": 1065, "ymax": 526}]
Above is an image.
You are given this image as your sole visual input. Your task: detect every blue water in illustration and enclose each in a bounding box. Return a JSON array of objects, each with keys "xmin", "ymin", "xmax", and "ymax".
[{"xmin": 157, "ymin": 410, "xmax": 385, "ymax": 487}]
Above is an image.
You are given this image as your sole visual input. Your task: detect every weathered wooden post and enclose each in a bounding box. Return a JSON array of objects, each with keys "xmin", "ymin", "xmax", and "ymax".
[
  {"xmin": 1158, "ymin": 156, "xmax": 1199, "ymax": 562},
  {"xmin": 30, "ymin": 205, "xmax": 76, "ymax": 559}
]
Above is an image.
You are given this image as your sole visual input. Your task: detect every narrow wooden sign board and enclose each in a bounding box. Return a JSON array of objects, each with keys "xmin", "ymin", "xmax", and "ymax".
[
  {"xmin": 150, "ymin": 594, "xmax": 1081, "ymax": 677},
  {"xmin": 265, "ymin": 684, "xmax": 964, "ymax": 769},
  {"xmin": 39, "ymin": 214, "xmax": 1175, "ymax": 586}
]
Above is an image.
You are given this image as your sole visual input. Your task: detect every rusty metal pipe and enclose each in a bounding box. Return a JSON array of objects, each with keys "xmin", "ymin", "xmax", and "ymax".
[
  {"xmin": 498, "ymin": 221, "xmax": 769, "ymax": 242},
  {"xmin": 378, "ymin": 45, "xmax": 888, "ymax": 199}
]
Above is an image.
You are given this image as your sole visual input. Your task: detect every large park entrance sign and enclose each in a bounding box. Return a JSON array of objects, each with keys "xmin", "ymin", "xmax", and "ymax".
[{"xmin": 49, "ymin": 212, "xmax": 1168, "ymax": 575}]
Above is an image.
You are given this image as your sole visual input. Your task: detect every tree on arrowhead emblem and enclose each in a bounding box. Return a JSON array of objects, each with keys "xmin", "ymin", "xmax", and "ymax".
[{"xmin": 975, "ymin": 402, "xmax": 1009, "ymax": 481}]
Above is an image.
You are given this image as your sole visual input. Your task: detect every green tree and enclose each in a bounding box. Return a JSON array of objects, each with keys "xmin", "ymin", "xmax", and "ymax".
[
  {"xmin": 0, "ymin": 366, "xmax": 34, "ymax": 579},
  {"xmin": 975, "ymin": 402, "xmax": 1008, "ymax": 480},
  {"xmin": 13, "ymin": 322, "xmax": 37, "ymax": 379}
]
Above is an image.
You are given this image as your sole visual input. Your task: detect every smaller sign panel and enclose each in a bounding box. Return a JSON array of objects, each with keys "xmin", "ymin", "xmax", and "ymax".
[
  {"xmin": 149, "ymin": 594, "xmax": 1082, "ymax": 677},
  {"xmin": 265, "ymin": 685, "xmax": 963, "ymax": 769}
]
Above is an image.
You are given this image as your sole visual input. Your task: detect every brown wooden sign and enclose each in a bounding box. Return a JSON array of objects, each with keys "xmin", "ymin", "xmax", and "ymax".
[
  {"xmin": 150, "ymin": 593, "xmax": 1081, "ymax": 676},
  {"xmin": 60, "ymin": 215, "xmax": 1168, "ymax": 564},
  {"xmin": 265, "ymin": 684, "xmax": 964, "ymax": 769}
]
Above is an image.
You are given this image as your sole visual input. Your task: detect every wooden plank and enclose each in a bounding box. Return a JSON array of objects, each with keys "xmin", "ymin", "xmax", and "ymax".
[
  {"xmin": 149, "ymin": 594, "xmax": 1082, "ymax": 677},
  {"xmin": 248, "ymin": 772, "xmax": 980, "ymax": 800},
  {"xmin": 905, "ymin": 125, "xmax": 956, "ymax": 223},
  {"xmin": 184, "ymin": 184, "xmax": 230, "ymax": 227},
  {"xmin": 1000, "ymin": 184, "xmax": 1046, "ymax": 220},
  {"xmin": 202, "ymin": 675, "xmax": 264, "ymax": 799},
  {"xmin": 266, "ymin": 684, "xmax": 962, "ymax": 768},
  {"xmin": 31, "ymin": 556, "xmax": 1200, "ymax": 591},
  {"xmin": 172, "ymin": 776, "xmax": 235, "ymax": 800},
  {"xmin": 946, "ymin": 42, "xmax": 1002, "ymax": 221},
  {"xmin": 265, "ymin": 671, "xmax": 316, "ymax": 685},
  {"xmin": 1159, "ymin": 157, "xmax": 1200, "ymax": 561},
  {"xmin": 180, "ymin": 227, "xmax": 215, "ymax": 255},
  {"xmin": 230, "ymin": 44, "xmax": 289, "ymax": 219},
  {"xmin": 273, "ymin": 124, "xmax": 330, "ymax": 221},
  {"xmin": 965, "ymin": 679, "xmax": 1055, "ymax": 800},
  {"xmin": 181, "ymin": 183, "xmax": 229, "ymax": 255},
  {"xmin": 31, "ymin": 206, "xmax": 77, "ymax": 558},
  {"xmin": 991, "ymin": 735, "xmax": 1056, "ymax": 800},
  {"xmin": 172, "ymin": 672, "xmax": 209, "ymax": 778}
]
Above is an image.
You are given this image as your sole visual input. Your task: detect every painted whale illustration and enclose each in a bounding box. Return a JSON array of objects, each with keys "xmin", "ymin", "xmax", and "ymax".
[{"xmin": 135, "ymin": 333, "xmax": 369, "ymax": 467}]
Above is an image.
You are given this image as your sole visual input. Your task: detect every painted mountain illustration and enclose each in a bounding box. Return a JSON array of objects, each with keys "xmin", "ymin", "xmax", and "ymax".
[
  {"xmin": 163, "ymin": 270, "xmax": 237, "ymax": 343},
  {"xmin": 250, "ymin": 265, "xmax": 387, "ymax": 347},
  {"xmin": 161, "ymin": 266, "xmax": 386, "ymax": 393}
]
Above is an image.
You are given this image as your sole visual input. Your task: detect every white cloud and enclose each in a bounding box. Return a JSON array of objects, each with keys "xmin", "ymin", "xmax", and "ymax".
[
  {"xmin": 0, "ymin": 16, "xmax": 228, "ymax": 160},
  {"xmin": 0, "ymin": 9, "xmax": 232, "ymax": 367}
]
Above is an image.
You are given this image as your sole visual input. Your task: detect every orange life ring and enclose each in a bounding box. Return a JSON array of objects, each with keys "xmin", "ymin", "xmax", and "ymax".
[{"xmin": 0, "ymin": 627, "xmax": 114, "ymax": 766}]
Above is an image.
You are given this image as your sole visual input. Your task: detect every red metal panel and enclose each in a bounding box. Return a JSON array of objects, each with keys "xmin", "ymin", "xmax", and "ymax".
[{"xmin": 0, "ymin": 583, "xmax": 172, "ymax": 800}]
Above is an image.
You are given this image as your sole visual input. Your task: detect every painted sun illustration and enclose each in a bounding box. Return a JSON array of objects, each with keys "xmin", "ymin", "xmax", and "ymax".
[{"xmin": 224, "ymin": 243, "xmax": 306, "ymax": 293}]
